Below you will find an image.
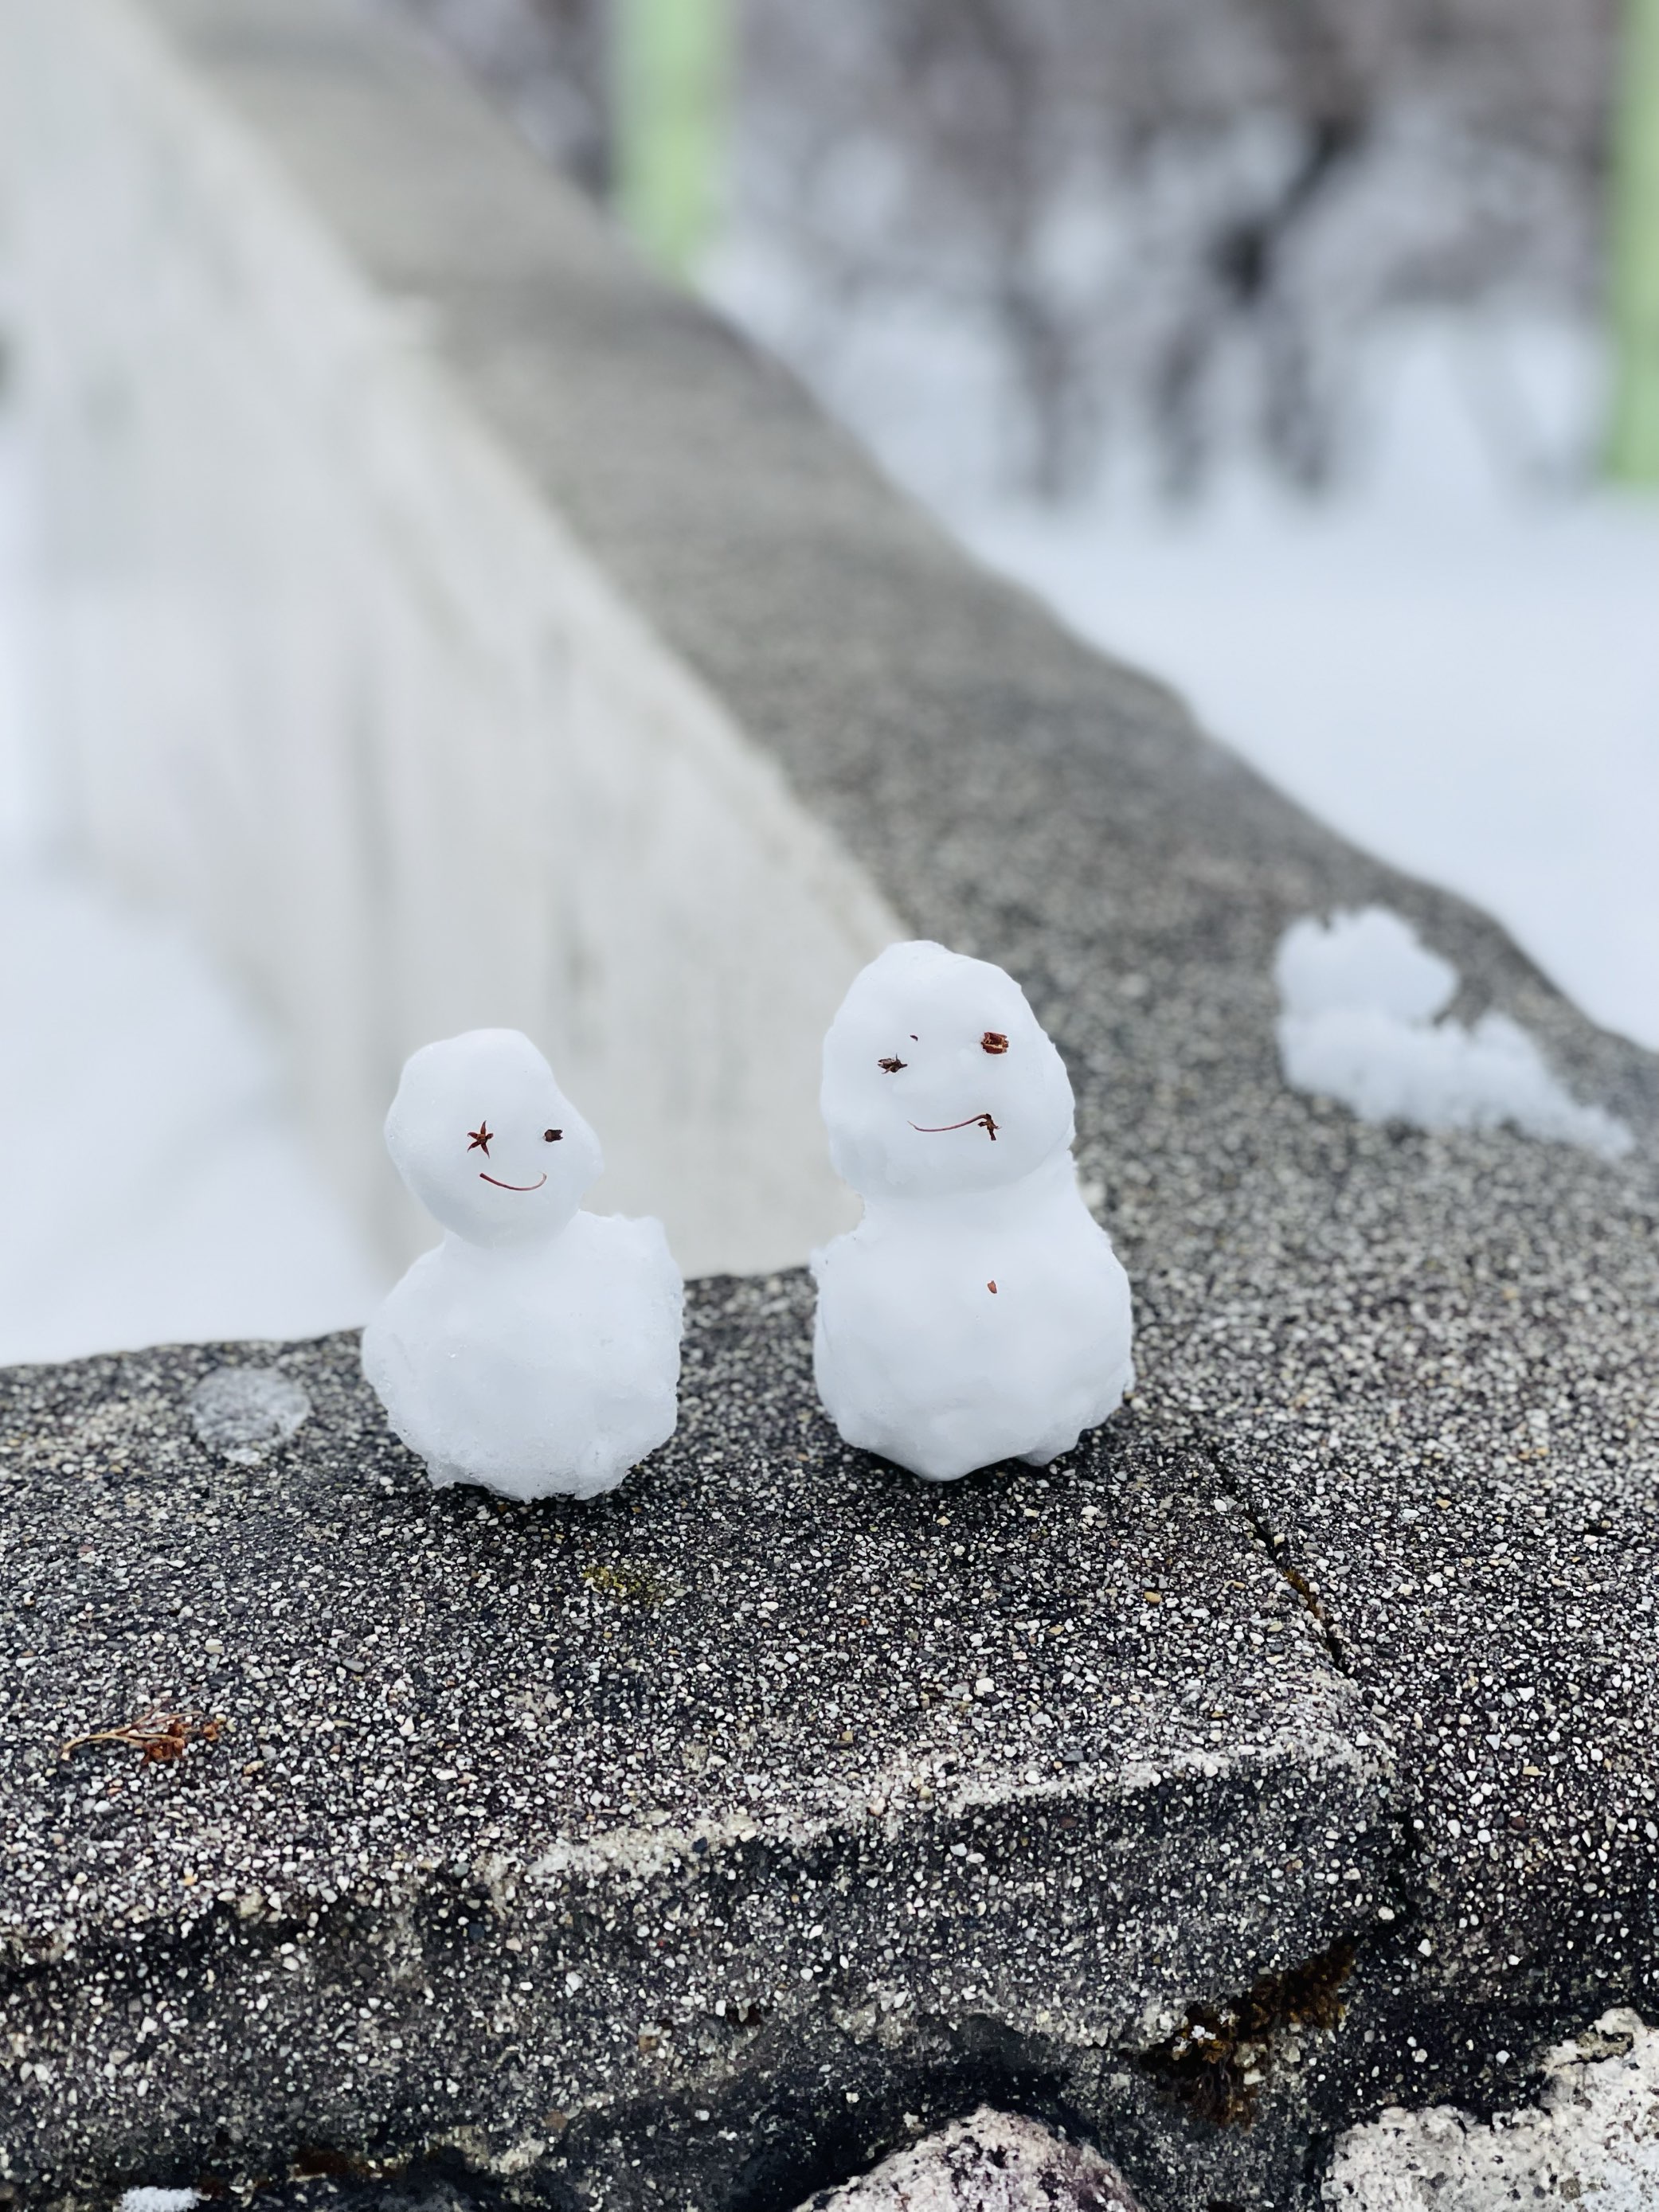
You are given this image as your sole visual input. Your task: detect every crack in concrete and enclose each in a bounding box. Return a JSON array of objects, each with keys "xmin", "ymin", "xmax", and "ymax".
[
  {"xmin": 1195, "ymin": 1437, "xmax": 1434, "ymax": 1941},
  {"xmin": 1203, "ymin": 1439, "xmax": 1351, "ymax": 1678}
]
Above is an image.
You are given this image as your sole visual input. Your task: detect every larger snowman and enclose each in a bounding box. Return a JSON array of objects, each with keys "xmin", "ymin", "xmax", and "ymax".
[
  {"xmin": 812, "ymin": 941, "xmax": 1133, "ymax": 1482},
  {"xmin": 362, "ymin": 1028, "xmax": 682, "ymax": 1500}
]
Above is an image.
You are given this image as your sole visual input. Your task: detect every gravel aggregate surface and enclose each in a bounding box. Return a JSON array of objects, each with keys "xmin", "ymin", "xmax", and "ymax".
[{"xmin": 2, "ymin": 1289, "xmax": 1390, "ymax": 2211}]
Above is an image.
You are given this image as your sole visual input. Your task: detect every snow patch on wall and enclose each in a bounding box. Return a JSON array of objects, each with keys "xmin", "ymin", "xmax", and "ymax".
[
  {"xmin": 1324, "ymin": 2008, "xmax": 1659, "ymax": 2209},
  {"xmin": 1274, "ymin": 907, "xmax": 1632, "ymax": 1159}
]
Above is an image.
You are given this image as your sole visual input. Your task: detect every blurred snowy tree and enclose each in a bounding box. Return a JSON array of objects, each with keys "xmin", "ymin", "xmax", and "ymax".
[
  {"xmin": 388, "ymin": 0, "xmax": 1618, "ymax": 496},
  {"xmin": 732, "ymin": 0, "xmax": 1618, "ymax": 496}
]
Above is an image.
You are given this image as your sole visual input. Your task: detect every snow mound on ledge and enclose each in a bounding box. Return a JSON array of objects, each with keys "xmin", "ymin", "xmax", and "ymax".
[{"xmin": 1275, "ymin": 908, "xmax": 1631, "ymax": 1160}]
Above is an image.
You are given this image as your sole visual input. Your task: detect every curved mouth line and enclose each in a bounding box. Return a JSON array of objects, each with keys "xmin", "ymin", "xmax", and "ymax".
[
  {"xmin": 479, "ymin": 1172, "xmax": 548, "ymax": 1192},
  {"xmin": 910, "ymin": 1113, "xmax": 999, "ymax": 1141}
]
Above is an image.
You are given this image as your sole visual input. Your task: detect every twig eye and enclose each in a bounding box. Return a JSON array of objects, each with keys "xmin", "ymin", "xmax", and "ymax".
[
  {"xmin": 981, "ymin": 1031, "xmax": 1009, "ymax": 1055},
  {"xmin": 544, "ymin": 1128, "xmax": 563, "ymax": 1142},
  {"xmin": 877, "ymin": 1056, "xmax": 907, "ymax": 1073}
]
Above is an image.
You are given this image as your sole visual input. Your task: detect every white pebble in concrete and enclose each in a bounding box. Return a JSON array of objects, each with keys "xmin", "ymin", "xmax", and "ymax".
[{"xmin": 1324, "ymin": 2009, "xmax": 1659, "ymax": 2209}]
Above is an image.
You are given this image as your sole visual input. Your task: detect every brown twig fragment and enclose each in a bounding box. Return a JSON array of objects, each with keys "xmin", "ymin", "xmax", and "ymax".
[
  {"xmin": 60, "ymin": 1711, "xmax": 223, "ymax": 1765},
  {"xmin": 910, "ymin": 1112, "xmax": 999, "ymax": 1140}
]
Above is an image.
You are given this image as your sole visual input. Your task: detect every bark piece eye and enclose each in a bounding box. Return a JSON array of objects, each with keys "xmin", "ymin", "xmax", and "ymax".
[
  {"xmin": 981, "ymin": 1031, "xmax": 1009, "ymax": 1055},
  {"xmin": 544, "ymin": 1128, "xmax": 563, "ymax": 1142},
  {"xmin": 878, "ymin": 1056, "xmax": 907, "ymax": 1073}
]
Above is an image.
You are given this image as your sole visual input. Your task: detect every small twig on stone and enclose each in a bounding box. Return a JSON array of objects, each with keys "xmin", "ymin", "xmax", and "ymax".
[{"xmin": 60, "ymin": 1711, "xmax": 223, "ymax": 1765}]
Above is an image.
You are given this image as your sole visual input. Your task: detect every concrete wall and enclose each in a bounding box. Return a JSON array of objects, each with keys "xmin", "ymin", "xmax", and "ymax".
[{"xmin": 1, "ymin": 0, "xmax": 898, "ymax": 1275}]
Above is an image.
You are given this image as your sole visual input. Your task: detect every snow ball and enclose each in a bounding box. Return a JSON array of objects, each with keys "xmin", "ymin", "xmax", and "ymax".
[
  {"xmin": 383, "ymin": 1027, "xmax": 603, "ymax": 1248},
  {"xmin": 1274, "ymin": 908, "xmax": 1632, "ymax": 1160},
  {"xmin": 189, "ymin": 1366, "xmax": 311, "ymax": 1463},
  {"xmin": 807, "ymin": 2105, "xmax": 1141, "ymax": 2208},
  {"xmin": 820, "ymin": 939, "xmax": 1074, "ymax": 1201},
  {"xmin": 361, "ymin": 1029, "xmax": 681, "ymax": 1501},
  {"xmin": 1276, "ymin": 906, "xmax": 1457, "ymax": 1025},
  {"xmin": 117, "ymin": 2191, "xmax": 204, "ymax": 2212}
]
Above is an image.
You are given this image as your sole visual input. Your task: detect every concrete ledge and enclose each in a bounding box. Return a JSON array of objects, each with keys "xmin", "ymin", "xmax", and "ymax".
[{"xmin": 1, "ymin": 1292, "xmax": 1392, "ymax": 2210}]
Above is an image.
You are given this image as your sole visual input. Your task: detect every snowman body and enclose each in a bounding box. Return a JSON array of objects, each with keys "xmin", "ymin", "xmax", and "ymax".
[
  {"xmin": 814, "ymin": 1157, "xmax": 1132, "ymax": 1483},
  {"xmin": 361, "ymin": 1030, "xmax": 682, "ymax": 1501},
  {"xmin": 364, "ymin": 1210, "xmax": 681, "ymax": 1501},
  {"xmin": 812, "ymin": 942, "xmax": 1133, "ymax": 1483}
]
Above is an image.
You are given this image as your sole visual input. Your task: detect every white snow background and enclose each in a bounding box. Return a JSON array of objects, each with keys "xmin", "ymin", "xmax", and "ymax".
[{"xmin": 0, "ymin": 401, "xmax": 387, "ymax": 1366}]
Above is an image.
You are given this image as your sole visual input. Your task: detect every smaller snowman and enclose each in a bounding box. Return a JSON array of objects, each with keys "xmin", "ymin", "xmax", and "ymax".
[
  {"xmin": 361, "ymin": 1029, "xmax": 682, "ymax": 1501},
  {"xmin": 812, "ymin": 941, "xmax": 1133, "ymax": 1483}
]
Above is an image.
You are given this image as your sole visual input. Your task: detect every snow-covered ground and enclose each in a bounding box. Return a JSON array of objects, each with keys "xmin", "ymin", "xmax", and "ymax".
[
  {"xmin": 960, "ymin": 471, "xmax": 1659, "ymax": 1051},
  {"xmin": 0, "ymin": 407, "xmax": 386, "ymax": 1368},
  {"xmin": 706, "ymin": 256, "xmax": 1659, "ymax": 1053}
]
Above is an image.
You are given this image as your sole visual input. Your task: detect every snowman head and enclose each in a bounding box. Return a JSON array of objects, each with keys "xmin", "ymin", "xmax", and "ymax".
[
  {"xmin": 384, "ymin": 1029, "xmax": 602, "ymax": 1247},
  {"xmin": 821, "ymin": 941, "xmax": 1074, "ymax": 1201}
]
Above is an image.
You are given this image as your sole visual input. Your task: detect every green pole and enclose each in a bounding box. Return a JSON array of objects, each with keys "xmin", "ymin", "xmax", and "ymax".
[
  {"xmin": 1606, "ymin": 0, "xmax": 1659, "ymax": 483},
  {"xmin": 613, "ymin": 0, "xmax": 731, "ymax": 280}
]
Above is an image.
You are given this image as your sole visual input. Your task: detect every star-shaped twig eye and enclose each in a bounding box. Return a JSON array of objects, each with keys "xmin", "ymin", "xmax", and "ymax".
[
  {"xmin": 878, "ymin": 1056, "xmax": 907, "ymax": 1073},
  {"xmin": 467, "ymin": 1122, "xmax": 493, "ymax": 1155}
]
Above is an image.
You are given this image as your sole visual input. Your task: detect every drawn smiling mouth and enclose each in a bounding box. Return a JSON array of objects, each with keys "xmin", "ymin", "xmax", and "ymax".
[
  {"xmin": 479, "ymin": 1172, "xmax": 548, "ymax": 1191},
  {"xmin": 910, "ymin": 1113, "xmax": 999, "ymax": 1141}
]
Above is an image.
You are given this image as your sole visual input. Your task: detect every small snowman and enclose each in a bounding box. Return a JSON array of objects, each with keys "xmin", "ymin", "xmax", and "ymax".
[
  {"xmin": 812, "ymin": 941, "xmax": 1133, "ymax": 1483},
  {"xmin": 361, "ymin": 1029, "xmax": 683, "ymax": 1501}
]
